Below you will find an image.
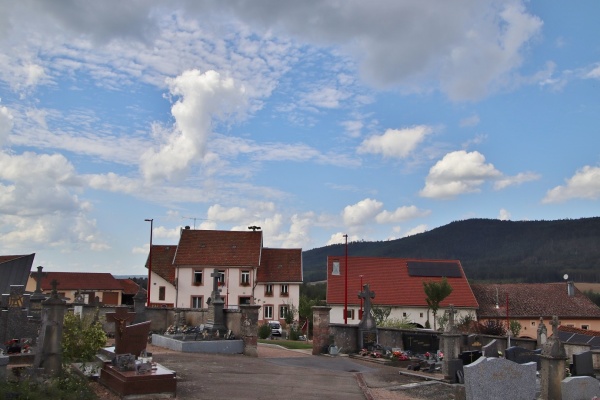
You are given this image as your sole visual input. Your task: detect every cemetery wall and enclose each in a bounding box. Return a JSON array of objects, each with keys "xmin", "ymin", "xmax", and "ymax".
[
  {"xmin": 329, "ymin": 323, "xmax": 358, "ymax": 353},
  {"xmin": 564, "ymin": 343, "xmax": 590, "ymax": 363}
]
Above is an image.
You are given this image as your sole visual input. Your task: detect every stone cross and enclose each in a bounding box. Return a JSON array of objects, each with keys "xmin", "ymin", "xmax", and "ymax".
[
  {"xmin": 31, "ymin": 266, "xmax": 47, "ymax": 294},
  {"xmin": 358, "ymin": 284, "xmax": 375, "ymax": 321},
  {"xmin": 445, "ymin": 304, "xmax": 457, "ymax": 332},
  {"xmin": 106, "ymin": 307, "xmax": 136, "ymax": 338},
  {"xmin": 50, "ymin": 279, "xmax": 60, "ymax": 298},
  {"xmin": 550, "ymin": 315, "xmax": 560, "ymax": 336},
  {"xmin": 211, "ymin": 269, "xmax": 220, "ymax": 293}
]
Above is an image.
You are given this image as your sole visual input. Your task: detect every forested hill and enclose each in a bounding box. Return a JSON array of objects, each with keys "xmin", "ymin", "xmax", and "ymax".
[{"xmin": 302, "ymin": 217, "xmax": 600, "ymax": 283}]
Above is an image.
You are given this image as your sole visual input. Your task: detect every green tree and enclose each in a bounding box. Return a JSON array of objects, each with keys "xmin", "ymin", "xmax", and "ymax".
[
  {"xmin": 509, "ymin": 320, "xmax": 522, "ymax": 337},
  {"xmin": 371, "ymin": 304, "xmax": 391, "ymax": 326},
  {"xmin": 423, "ymin": 277, "xmax": 453, "ymax": 331},
  {"xmin": 62, "ymin": 311, "xmax": 107, "ymax": 363}
]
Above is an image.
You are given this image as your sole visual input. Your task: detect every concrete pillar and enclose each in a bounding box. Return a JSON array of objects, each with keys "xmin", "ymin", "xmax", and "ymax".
[
  {"xmin": 239, "ymin": 305, "xmax": 261, "ymax": 357},
  {"xmin": 0, "ymin": 354, "xmax": 8, "ymax": 381},
  {"xmin": 33, "ymin": 286, "xmax": 66, "ymax": 377},
  {"xmin": 442, "ymin": 333, "xmax": 462, "ymax": 380},
  {"xmin": 312, "ymin": 306, "xmax": 331, "ymax": 356}
]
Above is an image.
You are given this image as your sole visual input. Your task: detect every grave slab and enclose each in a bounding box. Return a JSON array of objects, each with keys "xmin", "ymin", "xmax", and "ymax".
[
  {"xmin": 561, "ymin": 376, "xmax": 600, "ymax": 400},
  {"xmin": 99, "ymin": 363, "xmax": 176, "ymax": 398},
  {"xmin": 463, "ymin": 356, "xmax": 537, "ymax": 400}
]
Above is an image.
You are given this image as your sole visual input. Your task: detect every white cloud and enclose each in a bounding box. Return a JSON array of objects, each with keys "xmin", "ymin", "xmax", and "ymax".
[
  {"xmin": 402, "ymin": 224, "xmax": 428, "ymax": 237},
  {"xmin": 207, "ymin": 204, "xmax": 248, "ymax": 222},
  {"xmin": 0, "ymin": 106, "xmax": 14, "ymax": 147},
  {"xmin": 420, "ymin": 150, "xmax": 503, "ymax": 199},
  {"xmin": 358, "ymin": 125, "xmax": 433, "ymax": 159},
  {"xmin": 494, "ymin": 172, "xmax": 540, "ymax": 190},
  {"xmin": 326, "ymin": 232, "xmax": 360, "ymax": 246},
  {"xmin": 585, "ymin": 64, "xmax": 600, "ymax": 79},
  {"xmin": 498, "ymin": 208, "xmax": 511, "ymax": 220},
  {"xmin": 341, "ymin": 120, "xmax": 363, "ymax": 138},
  {"xmin": 375, "ymin": 205, "xmax": 430, "ymax": 224},
  {"xmin": 460, "ymin": 114, "xmax": 480, "ymax": 128},
  {"xmin": 543, "ymin": 166, "xmax": 600, "ymax": 203},
  {"xmin": 343, "ymin": 198, "xmax": 383, "ymax": 226},
  {"xmin": 301, "ymin": 87, "xmax": 350, "ymax": 109},
  {"xmin": 140, "ymin": 69, "xmax": 248, "ymax": 182}
]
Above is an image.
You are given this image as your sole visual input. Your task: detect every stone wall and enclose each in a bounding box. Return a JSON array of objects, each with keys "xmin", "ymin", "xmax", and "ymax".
[{"xmin": 329, "ymin": 324, "xmax": 358, "ymax": 353}]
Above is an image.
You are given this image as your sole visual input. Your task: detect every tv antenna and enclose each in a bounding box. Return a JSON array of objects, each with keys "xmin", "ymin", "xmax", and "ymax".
[{"xmin": 182, "ymin": 216, "xmax": 208, "ymax": 229}]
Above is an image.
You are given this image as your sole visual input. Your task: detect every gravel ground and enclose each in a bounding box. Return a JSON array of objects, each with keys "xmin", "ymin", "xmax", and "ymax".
[{"xmin": 86, "ymin": 343, "xmax": 459, "ymax": 399}]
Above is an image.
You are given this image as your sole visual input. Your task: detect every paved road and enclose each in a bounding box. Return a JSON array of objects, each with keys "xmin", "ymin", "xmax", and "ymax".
[{"xmin": 147, "ymin": 343, "xmax": 456, "ymax": 400}]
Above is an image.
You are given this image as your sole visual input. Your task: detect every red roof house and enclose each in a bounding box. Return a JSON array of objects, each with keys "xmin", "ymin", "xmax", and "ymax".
[{"xmin": 326, "ymin": 256, "xmax": 478, "ymax": 326}]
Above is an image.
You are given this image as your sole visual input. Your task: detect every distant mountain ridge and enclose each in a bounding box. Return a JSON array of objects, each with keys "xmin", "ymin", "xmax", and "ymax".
[{"xmin": 302, "ymin": 217, "xmax": 600, "ymax": 283}]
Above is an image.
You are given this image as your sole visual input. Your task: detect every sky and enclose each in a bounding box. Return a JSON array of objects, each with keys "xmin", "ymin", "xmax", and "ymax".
[{"xmin": 1, "ymin": 1, "xmax": 599, "ymax": 276}]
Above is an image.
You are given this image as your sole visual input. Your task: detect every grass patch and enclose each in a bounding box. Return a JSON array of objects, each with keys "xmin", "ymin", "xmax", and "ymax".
[{"xmin": 258, "ymin": 339, "xmax": 312, "ymax": 350}]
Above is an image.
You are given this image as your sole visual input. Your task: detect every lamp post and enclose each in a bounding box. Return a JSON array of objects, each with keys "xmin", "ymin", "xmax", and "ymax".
[
  {"xmin": 359, "ymin": 275, "xmax": 364, "ymax": 320},
  {"xmin": 145, "ymin": 218, "xmax": 153, "ymax": 307},
  {"xmin": 344, "ymin": 234, "xmax": 348, "ymax": 324}
]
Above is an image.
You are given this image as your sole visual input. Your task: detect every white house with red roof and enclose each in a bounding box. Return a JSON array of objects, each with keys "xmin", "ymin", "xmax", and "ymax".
[
  {"xmin": 25, "ymin": 271, "xmax": 129, "ymax": 305},
  {"xmin": 326, "ymin": 256, "xmax": 479, "ymax": 326},
  {"xmin": 146, "ymin": 227, "xmax": 303, "ymax": 323}
]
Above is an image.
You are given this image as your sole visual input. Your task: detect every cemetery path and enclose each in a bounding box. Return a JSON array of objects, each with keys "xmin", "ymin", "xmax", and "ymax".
[{"xmin": 135, "ymin": 342, "xmax": 457, "ymax": 400}]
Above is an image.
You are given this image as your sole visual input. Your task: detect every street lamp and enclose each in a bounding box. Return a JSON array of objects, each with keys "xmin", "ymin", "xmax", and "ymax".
[
  {"xmin": 344, "ymin": 234, "xmax": 348, "ymax": 324},
  {"xmin": 359, "ymin": 275, "xmax": 364, "ymax": 319},
  {"xmin": 145, "ymin": 218, "xmax": 153, "ymax": 307}
]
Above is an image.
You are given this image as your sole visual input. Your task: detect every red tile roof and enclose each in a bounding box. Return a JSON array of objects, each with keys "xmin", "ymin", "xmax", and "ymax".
[
  {"xmin": 118, "ymin": 279, "xmax": 143, "ymax": 295},
  {"xmin": 173, "ymin": 229, "xmax": 262, "ymax": 267},
  {"xmin": 36, "ymin": 272, "xmax": 124, "ymax": 291},
  {"xmin": 146, "ymin": 245, "xmax": 177, "ymax": 285},
  {"xmin": 326, "ymin": 257, "xmax": 478, "ymax": 308},
  {"xmin": 470, "ymin": 283, "xmax": 600, "ymax": 319},
  {"xmin": 257, "ymin": 248, "xmax": 303, "ymax": 283}
]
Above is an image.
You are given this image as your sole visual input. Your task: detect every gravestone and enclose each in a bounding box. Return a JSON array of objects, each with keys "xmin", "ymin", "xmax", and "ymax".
[
  {"xmin": 505, "ymin": 346, "xmax": 542, "ymax": 370},
  {"xmin": 572, "ymin": 350, "xmax": 594, "ymax": 377},
  {"xmin": 561, "ymin": 376, "xmax": 600, "ymax": 400},
  {"xmin": 466, "ymin": 334, "xmax": 482, "ymax": 351},
  {"xmin": 0, "ymin": 285, "xmax": 39, "ymax": 349},
  {"xmin": 459, "ymin": 350, "xmax": 482, "ymax": 366},
  {"xmin": 105, "ymin": 307, "xmax": 150, "ymax": 357},
  {"xmin": 537, "ymin": 317, "xmax": 547, "ymax": 347},
  {"xmin": 463, "ymin": 356, "xmax": 537, "ymax": 400},
  {"xmin": 28, "ymin": 266, "xmax": 47, "ymax": 321},
  {"xmin": 357, "ymin": 284, "xmax": 377, "ymax": 350},
  {"xmin": 441, "ymin": 304, "xmax": 462, "ymax": 380},
  {"xmin": 540, "ymin": 315, "xmax": 568, "ymax": 400},
  {"xmin": 205, "ymin": 269, "xmax": 227, "ymax": 333},
  {"xmin": 482, "ymin": 339, "xmax": 501, "ymax": 358},
  {"xmin": 444, "ymin": 304, "xmax": 458, "ymax": 333},
  {"xmin": 33, "ymin": 280, "xmax": 66, "ymax": 377}
]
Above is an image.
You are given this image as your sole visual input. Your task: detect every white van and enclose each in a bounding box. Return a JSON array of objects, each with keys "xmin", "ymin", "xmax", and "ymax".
[{"xmin": 268, "ymin": 321, "xmax": 283, "ymax": 336}]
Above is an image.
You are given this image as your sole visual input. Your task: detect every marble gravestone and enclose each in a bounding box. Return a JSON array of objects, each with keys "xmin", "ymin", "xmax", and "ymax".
[
  {"xmin": 105, "ymin": 307, "xmax": 151, "ymax": 357},
  {"xmin": 463, "ymin": 357, "xmax": 537, "ymax": 400}
]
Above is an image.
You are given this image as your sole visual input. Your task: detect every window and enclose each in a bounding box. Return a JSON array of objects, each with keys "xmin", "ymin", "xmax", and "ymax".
[
  {"xmin": 265, "ymin": 284, "xmax": 273, "ymax": 296},
  {"xmin": 159, "ymin": 286, "xmax": 166, "ymax": 301},
  {"xmin": 193, "ymin": 270, "xmax": 203, "ymax": 286},
  {"xmin": 332, "ymin": 261, "xmax": 340, "ymax": 276},
  {"xmin": 241, "ymin": 270, "xmax": 250, "ymax": 286},
  {"xmin": 345, "ymin": 309, "xmax": 355, "ymax": 320},
  {"xmin": 280, "ymin": 305, "xmax": 289, "ymax": 319},
  {"xmin": 191, "ymin": 296, "xmax": 203, "ymax": 309},
  {"xmin": 218, "ymin": 270, "xmax": 226, "ymax": 286},
  {"xmin": 531, "ymin": 321, "xmax": 536, "ymax": 326},
  {"xmin": 420, "ymin": 312, "xmax": 424, "ymax": 318},
  {"xmin": 264, "ymin": 305, "xmax": 273, "ymax": 319},
  {"xmin": 403, "ymin": 312, "xmax": 407, "ymax": 317},
  {"xmin": 281, "ymin": 284, "xmax": 289, "ymax": 296},
  {"xmin": 582, "ymin": 324, "xmax": 590, "ymax": 330},
  {"xmin": 239, "ymin": 296, "xmax": 251, "ymax": 305}
]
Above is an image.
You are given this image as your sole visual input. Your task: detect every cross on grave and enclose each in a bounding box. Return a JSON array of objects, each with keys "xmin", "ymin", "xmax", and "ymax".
[
  {"xmin": 550, "ymin": 315, "xmax": 560, "ymax": 336},
  {"xmin": 358, "ymin": 284, "xmax": 375, "ymax": 322},
  {"xmin": 210, "ymin": 269, "xmax": 223, "ymax": 300},
  {"xmin": 31, "ymin": 266, "xmax": 47, "ymax": 294},
  {"xmin": 49, "ymin": 279, "xmax": 60, "ymax": 298},
  {"xmin": 445, "ymin": 304, "xmax": 457, "ymax": 332},
  {"xmin": 106, "ymin": 307, "xmax": 136, "ymax": 338}
]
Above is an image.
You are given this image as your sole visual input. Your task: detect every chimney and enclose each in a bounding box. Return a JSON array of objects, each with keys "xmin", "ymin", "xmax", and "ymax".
[{"xmin": 567, "ymin": 281, "xmax": 575, "ymax": 297}]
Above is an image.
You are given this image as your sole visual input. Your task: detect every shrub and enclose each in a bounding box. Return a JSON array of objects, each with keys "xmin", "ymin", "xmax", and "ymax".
[
  {"xmin": 289, "ymin": 327, "xmax": 301, "ymax": 340},
  {"xmin": 258, "ymin": 323, "xmax": 272, "ymax": 339},
  {"xmin": 62, "ymin": 311, "xmax": 107, "ymax": 363},
  {"xmin": 477, "ymin": 319, "xmax": 506, "ymax": 336},
  {"xmin": 0, "ymin": 370, "xmax": 96, "ymax": 400}
]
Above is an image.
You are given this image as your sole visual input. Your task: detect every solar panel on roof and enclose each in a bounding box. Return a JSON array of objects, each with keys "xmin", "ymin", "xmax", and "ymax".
[{"xmin": 407, "ymin": 261, "xmax": 462, "ymax": 277}]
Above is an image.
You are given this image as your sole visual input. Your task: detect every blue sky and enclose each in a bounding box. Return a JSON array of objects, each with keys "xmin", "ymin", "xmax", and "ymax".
[{"xmin": 1, "ymin": 1, "xmax": 599, "ymax": 276}]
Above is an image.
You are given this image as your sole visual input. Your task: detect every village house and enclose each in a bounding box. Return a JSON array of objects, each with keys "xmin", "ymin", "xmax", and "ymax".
[
  {"xmin": 24, "ymin": 271, "xmax": 134, "ymax": 305},
  {"xmin": 326, "ymin": 256, "xmax": 479, "ymax": 326},
  {"xmin": 146, "ymin": 227, "xmax": 303, "ymax": 323},
  {"xmin": 470, "ymin": 282, "xmax": 600, "ymax": 337}
]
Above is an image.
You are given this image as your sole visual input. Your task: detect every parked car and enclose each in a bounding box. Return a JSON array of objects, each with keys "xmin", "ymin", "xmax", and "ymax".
[{"xmin": 268, "ymin": 321, "xmax": 283, "ymax": 336}]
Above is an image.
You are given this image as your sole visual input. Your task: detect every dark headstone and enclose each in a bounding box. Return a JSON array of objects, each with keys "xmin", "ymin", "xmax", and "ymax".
[
  {"xmin": 106, "ymin": 307, "xmax": 150, "ymax": 356},
  {"xmin": 572, "ymin": 351, "xmax": 595, "ymax": 377},
  {"xmin": 447, "ymin": 358, "xmax": 464, "ymax": 383},
  {"xmin": 505, "ymin": 346, "xmax": 541, "ymax": 370},
  {"xmin": 459, "ymin": 350, "xmax": 482, "ymax": 366},
  {"xmin": 403, "ymin": 331, "xmax": 439, "ymax": 354},
  {"xmin": 357, "ymin": 284, "xmax": 377, "ymax": 350}
]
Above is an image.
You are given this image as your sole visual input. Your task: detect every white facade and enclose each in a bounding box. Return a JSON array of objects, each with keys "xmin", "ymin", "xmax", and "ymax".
[
  {"xmin": 329, "ymin": 304, "xmax": 477, "ymax": 327},
  {"xmin": 149, "ymin": 267, "xmax": 300, "ymax": 322}
]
